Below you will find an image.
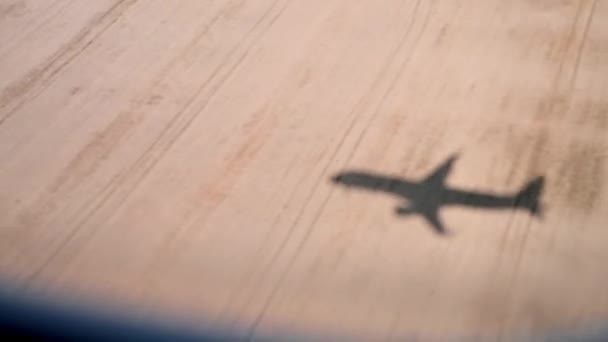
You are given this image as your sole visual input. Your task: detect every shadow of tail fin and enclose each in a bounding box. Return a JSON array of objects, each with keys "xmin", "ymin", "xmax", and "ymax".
[{"xmin": 515, "ymin": 176, "xmax": 545, "ymax": 218}]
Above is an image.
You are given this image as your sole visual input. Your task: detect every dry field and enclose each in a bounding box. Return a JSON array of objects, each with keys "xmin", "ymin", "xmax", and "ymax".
[{"xmin": 1, "ymin": 0, "xmax": 607, "ymax": 340}]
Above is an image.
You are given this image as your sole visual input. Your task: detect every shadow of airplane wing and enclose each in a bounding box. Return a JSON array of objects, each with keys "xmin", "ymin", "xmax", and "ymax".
[
  {"xmin": 421, "ymin": 154, "xmax": 458, "ymax": 186},
  {"xmin": 396, "ymin": 204, "xmax": 447, "ymax": 234}
]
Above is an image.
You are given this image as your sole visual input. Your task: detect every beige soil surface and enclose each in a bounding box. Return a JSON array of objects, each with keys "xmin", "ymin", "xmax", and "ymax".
[{"xmin": 1, "ymin": 0, "xmax": 607, "ymax": 340}]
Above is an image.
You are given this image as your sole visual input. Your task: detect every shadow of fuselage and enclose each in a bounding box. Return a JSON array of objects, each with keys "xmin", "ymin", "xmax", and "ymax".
[{"xmin": 331, "ymin": 155, "xmax": 544, "ymax": 235}]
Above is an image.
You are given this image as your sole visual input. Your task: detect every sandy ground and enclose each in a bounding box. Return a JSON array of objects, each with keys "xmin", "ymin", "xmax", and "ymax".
[{"xmin": 1, "ymin": 0, "xmax": 607, "ymax": 340}]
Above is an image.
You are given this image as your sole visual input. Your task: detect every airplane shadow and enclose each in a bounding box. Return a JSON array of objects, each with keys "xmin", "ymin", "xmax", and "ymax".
[{"xmin": 331, "ymin": 154, "xmax": 545, "ymax": 235}]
